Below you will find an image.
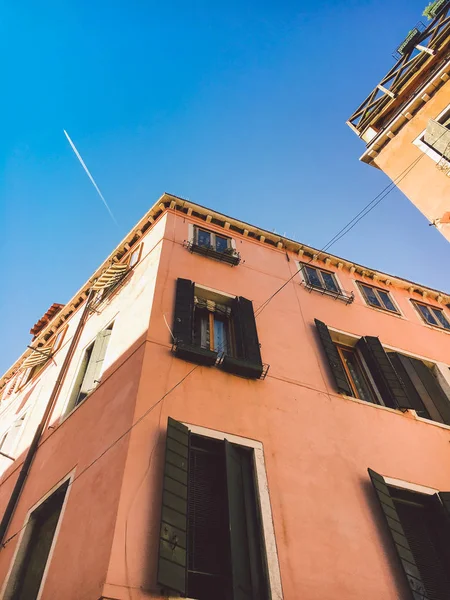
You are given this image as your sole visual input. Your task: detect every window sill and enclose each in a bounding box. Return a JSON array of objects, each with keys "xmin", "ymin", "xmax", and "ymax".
[
  {"xmin": 417, "ymin": 321, "xmax": 450, "ymax": 334},
  {"xmin": 172, "ymin": 342, "xmax": 218, "ymax": 366},
  {"xmin": 184, "ymin": 241, "xmax": 241, "ymax": 266}
]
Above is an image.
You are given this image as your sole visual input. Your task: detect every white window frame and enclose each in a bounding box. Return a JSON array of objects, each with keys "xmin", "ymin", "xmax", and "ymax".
[
  {"xmin": 355, "ymin": 281, "xmax": 401, "ymax": 315},
  {"xmin": 410, "ymin": 299, "xmax": 450, "ymax": 331},
  {"xmin": 181, "ymin": 422, "xmax": 284, "ymax": 600},
  {"xmin": 298, "ymin": 262, "xmax": 343, "ymax": 293},
  {"xmin": 188, "ymin": 223, "xmax": 236, "ymax": 252},
  {"xmin": 1, "ymin": 470, "xmax": 75, "ymax": 600},
  {"xmin": 413, "ymin": 102, "xmax": 450, "ymax": 165}
]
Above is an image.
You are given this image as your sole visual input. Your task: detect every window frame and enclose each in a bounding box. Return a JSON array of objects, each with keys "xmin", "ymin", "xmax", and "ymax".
[
  {"xmin": 125, "ymin": 243, "xmax": 143, "ymax": 268},
  {"xmin": 336, "ymin": 344, "xmax": 380, "ymax": 404},
  {"xmin": 1, "ymin": 471, "xmax": 74, "ymax": 600},
  {"xmin": 184, "ymin": 422, "xmax": 283, "ymax": 600},
  {"xmin": 414, "ymin": 102, "xmax": 450, "ymax": 164},
  {"xmin": 194, "ymin": 226, "xmax": 233, "ymax": 253},
  {"xmin": 50, "ymin": 326, "xmax": 68, "ymax": 353},
  {"xmin": 411, "ymin": 299, "xmax": 450, "ymax": 330},
  {"xmin": 357, "ymin": 281, "xmax": 401, "ymax": 314},
  {"xmin": 300, "ymin": 263, "xmax": 342, "ymax": 294}
]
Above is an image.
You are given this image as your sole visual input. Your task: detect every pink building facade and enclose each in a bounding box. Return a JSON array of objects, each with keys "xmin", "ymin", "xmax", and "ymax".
[{"xmin": 1, "ymin": 193, "xmax": 450, "ymax": 599}]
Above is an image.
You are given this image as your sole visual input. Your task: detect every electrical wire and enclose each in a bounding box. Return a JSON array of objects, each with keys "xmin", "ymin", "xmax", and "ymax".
[
  {"xmin": 1, "ymin": 363, "xmax": 200, "ymax": 548},
  {"xmin": 255, "ymin": 152, "xmax": 426, "ymax": 318}
]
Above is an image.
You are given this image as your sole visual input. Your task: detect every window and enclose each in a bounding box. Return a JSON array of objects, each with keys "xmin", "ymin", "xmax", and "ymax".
[
  {"xmin": 412, "ymin": 300, "xmax": 450, "ymax": 330},
  {"xmin": 315, "ymin": 319, "xmax": 450, "ymax": 425},
  {"xmin": 157, "ymin": 418, "xmax": 271, "ymax": 600},
  {"xmin": 415, "ymin": 105, "xmax": 450, "ymax": 164},
  {"xmin": 172, "ymin": 279, "xmax": 265, "ymax": 379},
  {"xmin": 336, "ymin": 345, "xmax": 378, "ymax": 404},
  {"xmin": 66, "ymin": 324, "xmax": 113, "ymax": 414},
  {"xmin": 4, "ymin": 479, "xmax": 69, "ymax": 600},
  {"xmin": 369, "ymin": 469, "xmax": 450, "ymax": 600},
  {"xmin": 127, "ymin": 244, "xmax": 142, "ymax": 268},
  {"xmin": 186, "ymin": 227, "xmax": 240, "ymax": 266},
  {"xmin": 302, "ymin": 264, "xmax": 340, "ymax": 293},
  {"xmin": 0, "ymin": 415, "xmax": 26, "ymax": 459},
  {"xmin": 358, "ymin": 282, "xmax": 400, "ymax": 313}
]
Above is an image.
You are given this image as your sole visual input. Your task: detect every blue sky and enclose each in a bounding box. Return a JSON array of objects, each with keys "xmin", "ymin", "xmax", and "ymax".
[{"xmin": 1, "ymin": 0, "xmax": 449, "ymax": 374}]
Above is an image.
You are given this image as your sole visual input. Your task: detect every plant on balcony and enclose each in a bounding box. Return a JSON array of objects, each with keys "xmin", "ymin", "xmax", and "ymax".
[
  {"xmin": 423, "ymin": 0, "xmax": 448, "ymax": 19},
  {"xmin": 397, "ymin": 28, "xmax": 421, "ymax": 55}
]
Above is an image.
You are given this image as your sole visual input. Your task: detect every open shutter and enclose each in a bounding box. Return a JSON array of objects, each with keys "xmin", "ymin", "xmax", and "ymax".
[
  {"xmin": 357, "ymin": 337, "xmax": 411, "ymax": 410},
  {"xmin": 387, "ymin": 354, "xmax": 430, "ymax": 419},
  {"xmin": 314, "ymin": 319, "xmax": 352, "ymax": 396},
  {"xmin": 157, "ymin": 418, "xmax": 189, "ymax": 595},
  {"xmin": 368, "ymin": 469, "xmax": 429, "ymax": 600},
  {"xmin": 173, "ymin": 279, "xmax": 194, "ymax": 345},
  {"xmin": 225, "ymin": 441, "xmax": 254, "ymax": 600},
  {"xmin": 222, "ymin": 297, "xmax": 263, "ymax": 378},
  {"xmin": 407, "ymin": 358, "xmax": 450, "ymax": 426},
  {"xmin": 79, "ymin": 328, "xmax": 112, "ymax": 399}
]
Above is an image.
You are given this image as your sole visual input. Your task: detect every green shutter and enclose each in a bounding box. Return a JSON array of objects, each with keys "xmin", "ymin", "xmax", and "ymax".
[
  {"xmin": 223, "ymin": 297, "xmax": 263, "ymax": 378},
  {"xmin": 314, "ymin": 319, "xmax": 353, "ymax": 396},
  {"xmin": 387, "ymin": 353, "xmax": 430, "ymax": 418},
  {"xmin": 157, "ymin": 418, "xmax": 189, "ymax": 595},
  {"xmin": 173, "ymin": 279, "xmax": 194, "ymax": 346},
  {"xmin": 225, "ymin": 441, "xmax": 254, "ymax": 600},
  {"xmin": 368, "ymin": 469, "xmax": 429, "ymax": 600},
  {"xmin": 78, "ymin": 328, "xmax": 112, "ymax": 398},
  {"xmin": 357, "ymin": 337, "xmax": 411, "ymax": 410},
  {"xmin": 407, "ymin": 358, "xmax": 450, "ymax": 426}
]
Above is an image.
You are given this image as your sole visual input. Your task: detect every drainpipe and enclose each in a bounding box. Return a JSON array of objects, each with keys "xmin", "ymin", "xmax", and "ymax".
[{"xmin": 0, "ymin": 289, "xmax": 95, "ymax": 546}]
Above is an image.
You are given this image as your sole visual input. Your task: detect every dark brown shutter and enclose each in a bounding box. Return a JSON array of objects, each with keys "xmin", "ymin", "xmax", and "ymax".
[
  {"xmin": 232, "ymin": 297, "xmax": 262, "ymax": 365},
  {"xmin": 157, "ymin": 418, "xmax": 189, "ymax": 595},
  {"xmin": 368, "ymin": 469, "xmax": 429, "ymax": 600},
  {"xmin": 356, "ymin": 337, "xmax": 411, "ymax": 410},
  {"xmin": 173, "ymin": 279, "xmax": 194, "ymax": 345},
  {"xmin": 439, "ymin": 492, "xmax": 450, "ymax": 519},
  {"xmin": 407, "ymin": 358, "xmax": 450, "ymax": 426},
  {"xmin": 314, "ymin": 319, "xmax": 352, "ymax": 396}
]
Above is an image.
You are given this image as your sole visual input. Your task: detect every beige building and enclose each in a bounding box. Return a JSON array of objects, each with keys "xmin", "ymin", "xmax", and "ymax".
[{"xmin": 348, "ymin": 1, "xmax": 450, "ymax": 241}]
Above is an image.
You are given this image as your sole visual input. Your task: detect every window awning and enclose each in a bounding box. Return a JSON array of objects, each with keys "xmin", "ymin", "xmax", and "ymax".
[
  {"xmin": 21, "ymin": 347, "xmax": 53, "ymax": 369},
  {"xmin": 92, "ymin": 263, "xmax": 129, "ymax": 291},
  {"xmin": 424, "ymin": 120, "xmax": 450, "ymax": 160}
]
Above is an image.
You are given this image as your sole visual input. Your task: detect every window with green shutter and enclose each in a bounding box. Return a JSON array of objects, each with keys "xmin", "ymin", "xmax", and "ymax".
[
  {"xmin": 157, "ymin": 418, "xmax": 270, "ymax": 600},
  {"xmin": 172, "ymin": 279, "xmax": 266, "ymax": 379},
  {"xmin": 368, "ymin": 469, "xmax": 450, "ymax": 600}
]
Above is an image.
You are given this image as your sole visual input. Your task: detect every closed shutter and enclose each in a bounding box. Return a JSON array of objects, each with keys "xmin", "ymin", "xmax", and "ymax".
[
  {"xmin": 357, "ymin": 337, "xmax": 411, "ymax": 410},
  {"xmin": 368, "ymin": 469, "xmax": 429, "ymax": 600},
  {"xmin": 157, "ymin": 417, "xmax": 189, "ymax": 595},
  {"xmin": 314, "ymin": 319, "xmax": 352, "ymax": 396},
  {"xmin": 408, "ymin": 358, "xmax": 450, "ymax": 426},
  {"xmin": 78, "ymin": 328, "xmax": 112, "ymax": 399},
  {"xmin": 173, "ymin": 279, "xmax": 194, "ymax": 345},
  {"xmin": 225, "ymin": 441, "xmax": 254, "ymax": 600},
  {"xmin": 439, "ymin": 492, "xmax": 450, "ymax": 519}
]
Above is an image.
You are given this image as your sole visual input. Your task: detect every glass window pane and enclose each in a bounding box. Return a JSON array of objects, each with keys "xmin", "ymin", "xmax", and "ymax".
[
  {"xmin": 361, "ymin": 285, "xmax": 382, "ymax": 308},
  {"xmin": 194, "ymin": 309, "xmax": 210, "ymax": 349},
  {"xmin": 321, "ymin": 272, "xmax": 339, "ymax": 293},
  {"xmin": 197, "ymin": 230, "xmax": 211, "ymax": 248},
  {"xmin": 213, "ymin": 317, "xmax": 228, "ymax": 354},
  {"xmin": 377, "ymin": 290, "xmax": 397, "ymax": 312},
  {"xmin": 215, "ymin": 235, "xmax": 228, "ymax": 253},
  {"xmin": 129, "ymin": 248, "xmax": 140, "ymax": 267},
  {"xmin": 416, "ymin": 303, "xmax": 437, "ymax": 326},
  {"xmin": 304, "ymin": 266, "xmax": 323, "ymax": 289},
  {"xmin": 432, "ymin": 308, "xmax": 450, "ymax": 330},
  {"xmin": 341, "ymin": 348, "xmax": 376, "ymax": 404}
]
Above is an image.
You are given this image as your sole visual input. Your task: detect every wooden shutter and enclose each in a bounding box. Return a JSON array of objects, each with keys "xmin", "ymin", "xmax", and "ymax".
[
  {"xmin": 407, "ymin": 358, "xmax": 450, "ymax": 426},
  {"xmin": 78, "ymin": 328, "xmax": 112, "ymax": 399},
  {"xmin": 225, "ymin": 441, "xmax": 255, "ymax": 600},
  {"xmin": 157, "ymin": 417, "xmax": 189, "ymax": 595},
  {"xmin": 232, "ymin": 297, "xmax": 262, "ymax": 366},
  {"xmin": 368, "ymin": 469, "xmax": 429, "ymax": 600},
  {"xmin": 356, "ymin": 337, "xmax": 411, "ymax": 410},
  {"xmin": 173, "ymin": 279, "xmax": 194, "ymax": 346},
  {"xmin": 388, "ymin": 353, "xmax": 430, "ymax": 418},
  {"xmin": 314, "ymin": 319, "xmax": 353, "ymax": 396}
]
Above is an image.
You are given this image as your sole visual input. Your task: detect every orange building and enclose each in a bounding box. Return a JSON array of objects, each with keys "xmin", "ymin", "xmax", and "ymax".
[
  {"xmin": 1, "ymin": 193, "xmax": 450, "ymax": 599},
  {"xmin": 348, "ymin": 2, "xmax": 450, "ymax": 241}
]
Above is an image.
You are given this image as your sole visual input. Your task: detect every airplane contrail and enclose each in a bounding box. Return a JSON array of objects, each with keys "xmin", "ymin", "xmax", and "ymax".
[{"xmin": 63, "ymin": 130, "xmax": 118, "ymax": 225}]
